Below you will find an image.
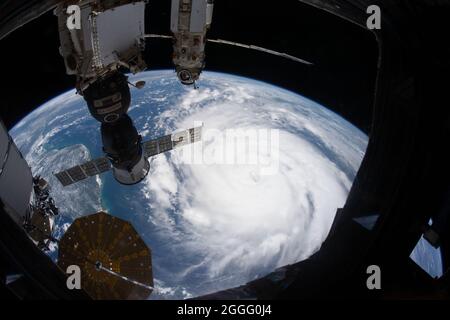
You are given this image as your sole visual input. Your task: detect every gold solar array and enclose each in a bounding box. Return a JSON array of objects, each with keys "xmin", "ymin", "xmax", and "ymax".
[{"xmin": 58, "ymin": 211, "xmax": 153, "ymax": 300}]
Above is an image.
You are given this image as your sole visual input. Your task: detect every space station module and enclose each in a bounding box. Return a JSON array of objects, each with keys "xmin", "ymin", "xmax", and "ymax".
[
  {"xmin": 55, "ymin": 0, "xmax": 147, "ymax": 123},
  {"xmin": 170, "ymin": 0, "xmax": 214, "ymax": 85}
]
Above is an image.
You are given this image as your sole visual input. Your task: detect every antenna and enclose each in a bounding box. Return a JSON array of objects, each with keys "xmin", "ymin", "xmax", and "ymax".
[{"xmin": 144, "ymin": 34, "xmax": 314, "ymax": 65}]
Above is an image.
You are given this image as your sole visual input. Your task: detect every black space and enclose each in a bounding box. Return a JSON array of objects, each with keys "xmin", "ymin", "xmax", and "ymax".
[{"xmin": 0, "ymin": 0, "xmax": 378, "ymax": 133}]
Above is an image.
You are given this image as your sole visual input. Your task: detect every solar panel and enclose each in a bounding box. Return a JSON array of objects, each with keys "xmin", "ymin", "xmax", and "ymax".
[
  {"xmin": 58, "ymin": 211, "xmax": 153, "ymax": 300},
  {"xmin": 94, "ymin": 157, "xmax": 111, "ymax": 173},
  {"xmin": 143, "ymin": 140, "xmax": 158, "ymax": 157},
  {"xmin": 157, "ymin": 134, "xmax": 173, "ymax": 153},
  {"xmin": 172, "ymin": 130, "xmax": 190, "ymax": 148},
  {"xmin": 54, "ymin": 171, "xmax": 73, "ymax": 187},
  {"xmin": 81, "ymin": 161, "xmax": 98, "ymax": 176},
  {"xmin": 189, "ymin": 126, "xmax": 202, "ymax": 143},
  {"xmin": 54, "ymin": 157, "xmax": 111, "ymax": 187},
  {"xmin": 143, "ymin": 126, "xmax": 202, "ymax": 158},
  {"xmin": 67, "ymin": 166, "xmax": 86, "ymax": 182}
]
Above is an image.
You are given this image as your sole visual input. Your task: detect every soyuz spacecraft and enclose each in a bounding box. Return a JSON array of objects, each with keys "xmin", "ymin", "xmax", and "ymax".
[
  {"xmin": 53, "ymin": 0, "xmax": 203, "ymax": 186},
  {"xmin": 54, "ymin": 115, "xmax": 202, "ymax": 187}
]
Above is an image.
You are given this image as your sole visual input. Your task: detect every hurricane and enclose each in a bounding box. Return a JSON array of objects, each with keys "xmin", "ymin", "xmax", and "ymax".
[{"xmin": 10, "ymin": 70, "xmax": 368, "ymax": 299}]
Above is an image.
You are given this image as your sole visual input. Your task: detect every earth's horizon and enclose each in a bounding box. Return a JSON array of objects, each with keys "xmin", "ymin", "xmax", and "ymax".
[{"xmin": 11, "ymin": 70, "xmax": 370, "ymax": 299}]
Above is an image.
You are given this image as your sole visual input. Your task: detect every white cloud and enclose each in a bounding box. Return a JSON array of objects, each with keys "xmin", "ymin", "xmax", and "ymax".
[{"xmin": 138, "ymin": 71, "xmax": 368, "ymax": 295}]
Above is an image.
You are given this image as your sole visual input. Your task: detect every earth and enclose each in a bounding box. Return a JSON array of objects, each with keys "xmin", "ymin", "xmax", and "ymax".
[{"xmin": 10, "ymin": 70, "xmax": 440, "ymax": 299}]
